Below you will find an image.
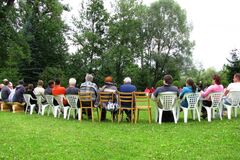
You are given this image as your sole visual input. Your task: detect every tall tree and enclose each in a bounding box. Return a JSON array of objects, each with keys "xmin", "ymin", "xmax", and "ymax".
[
  {"xmin": 20, "ymin": 0, "xmax": 68, "ymax": 83},
  {"xmin": 145, "ymin": 0, "xmax": 194, "ymax": 83},
  {"xmin": 72, "ymin": 0, "xmax": 109, "ymax": 79},
  {"xmin": 226, "ymin": 49, "xmax": 240, "ymax": 82}
]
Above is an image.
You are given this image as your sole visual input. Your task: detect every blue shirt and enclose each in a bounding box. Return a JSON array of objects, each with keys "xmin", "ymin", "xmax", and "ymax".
[
  {"xmin": 119, "ymin": 83, "xmax": 137, "ymax": 93},
  {"xmin": 180, "ymin": 86, "xmax": 193, "ymax": 108},
  {"xmin": 153, "ymin": 85, "xmax": 179, "ymax": 97}
]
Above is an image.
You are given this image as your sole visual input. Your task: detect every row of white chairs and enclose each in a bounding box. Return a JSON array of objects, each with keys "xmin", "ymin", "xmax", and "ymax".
[
  {"xmin": 24, "ymin": 94, "xmax": 80, "ymax": 120},
  {"xmin": 156, "ymin": 91, "xmax": 240, "ymax": 124}
]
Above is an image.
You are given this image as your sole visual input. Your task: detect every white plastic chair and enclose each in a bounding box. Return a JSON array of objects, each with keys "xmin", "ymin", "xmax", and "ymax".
[
  {"xmin": 179, "ymin": 93, "xmax": 201, "ymax": 123},
  {"xmin": 23, "ymin": 94, "xmax": 36, "ymax": 115},
  {"xmin": 65, "ymin": 95, "xmax": 79, "ymax": 120},
  {"xmin": 157, "ymin": 92, "xmax": 178, "ymax": 124},
  {"xmin": 202, "ymin": 92, "xmax": 223, "ymax": 122},
  {"xmin": 54, "ymin": 95, "xmax": 69, "ymax": 119},
  {"xmin": 45, "ymin": 95, "xmax": 54, "ymax": 116},
  {"xmin": 36, "ymin": 95, "xmax": 49, "ymax": 116},
  {"xmin": 222, "ymin": 91, "xmax": 240, "ymax": 119}
]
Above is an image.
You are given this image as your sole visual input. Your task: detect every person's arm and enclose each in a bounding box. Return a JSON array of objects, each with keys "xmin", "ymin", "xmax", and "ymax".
[
  {"xmin": 179, "ymin": 87, "xmax": 187, "ymax": 99},
  {"xmin": 224, "ymin": 83, "xmax": 231, "ymax": 96},
  {"xmin": 201, "ymin": 85, "xmax": 213, "ymax": 98}
]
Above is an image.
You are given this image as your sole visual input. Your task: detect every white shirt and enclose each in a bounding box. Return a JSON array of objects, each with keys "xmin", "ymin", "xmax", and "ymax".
[
  {"xmin": 227, "ymin": 82, "xmax": 240, "ymax": 92},
  {"xmin": 34, "ymin": 86, "xmax": 45, "ymax": 96}
]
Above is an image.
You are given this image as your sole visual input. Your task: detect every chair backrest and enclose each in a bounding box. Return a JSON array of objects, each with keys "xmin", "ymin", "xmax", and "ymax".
[
  {"xmin": 99, "ymin": 92, "xmax": 114, "ymax": 103},
  {"xmin": 185, "ymin": 93, "xmax": 200, "ymax": 109},
  {"xmin": 23, "ymin": 94, "xmax": 32, "ymax": 106},
  {"xmin": 45, "ymin": 95, "xmax": 54, "ymax": 106},
  {"xmin": 157, "ymin": 92, "xmax": 177, "ymax": 110},
  {"xmin": 54, "ymin": 95, "xmax": 65, "ymax": 108},
  {"xmin": 118, "ymin": 92, "xmax": 134, "ymax": 108},
  {"xmin": 134, "ymin": 92, "xmax": 150, "ymax": 108},
  {"xmin": 209, "ymin": 92, "xmax": 223, "ymax": 108},
  {"xmin": 36, "ymin": 95, "xmax": 44, "ymax": 106},
  {"xmin": 227, "ymin": 91, "xmax": 240, "ymax": 106},
  {"xmin": 65, "ymin": 95, "xmax": 79, "ymax": 109},
  {"xmin": 79, "ymin": 92, "xmax": 93, "ymax": 108}
]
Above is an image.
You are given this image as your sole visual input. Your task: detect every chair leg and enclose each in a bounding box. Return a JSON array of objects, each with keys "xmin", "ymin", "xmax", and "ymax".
[
  {"xmin": 99, "ymin": 108, "xmax": 102, "ymax": 122},
  {"xmin": 196, "ymin": 108, "xmax": 201, "ymax": 122},
  {"xmin": 158, "ymin": 109, "xmax": 163, "ymax": 124},
  {"xmin": 91, "ymin": 108, "xmax": 94, "ymax": 122},
  {"xmin": 79, "ymin": 108, "xmax": 82, "ymax": 122},
  {"xmin": 118, "ymin": 109, "xmax": 121, "ymax": 123},
  {"xmin": 172, "ymin": 109, "xmax": 177, "ymax": 124},
  {"xmin": 149, "ymin": 108, "xmax": 152, "ymax": 123},
  {"xmin": 192, "ymin": 110, "xmax": 195, "ymax": 120},
  {"xmin": 155, "ymin": 107, "xmax": 158, "ymax": 123},
  {"xmin": 205, "ymin": 107, "xmax": 212, "ymax": 122},
  {"xmin": 25, "ymin": 105, "xmax": 28, "ymax": 114},
  {"xmin": 226, "ymin": 106, "xmax": 232, "ymax": 120},
  {"xmin": 48, "ymin": 106, "xmax": 51, "ymax": 116},
  {"xmin": 30, "ymin": 105, "xmax": 35, "ymax": 115},
  {"xmin": 234, "ymin": 107, "xmax": 238, "ymax": 118},
  {"xmin": 183, "ymin": 108, "xmax": 188, "ymax": 123},
  {"xmin": 218, "ymin": 106, "xmax": 223, "ymax": 120},
  {"xmin": 131, "ymin": 109, "xmax": 134, "ymax": 123},
  {"xmin": 67, "ymin": 108, "xmax": 71, "ymax": 120},
  {"xmin": 135, "ymin": 108, "xmax": 138, "ymax": 123}
]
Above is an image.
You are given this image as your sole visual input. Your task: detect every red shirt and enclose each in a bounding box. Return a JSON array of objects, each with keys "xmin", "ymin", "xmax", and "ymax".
[{"xmin": 52, "ymin": 85, "xmax": 66, "ymax": 96}]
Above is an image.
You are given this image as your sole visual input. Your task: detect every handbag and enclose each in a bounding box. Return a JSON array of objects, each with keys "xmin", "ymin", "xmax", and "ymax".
[{"xmin": 106, "ymin": 102, "xmax": 118, "ymax": 111}]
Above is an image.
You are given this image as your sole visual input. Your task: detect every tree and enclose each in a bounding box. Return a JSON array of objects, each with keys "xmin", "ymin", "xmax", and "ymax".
[
  {"xmin": 72, "ymin": 0, "xmax": 109, "ymax": 78},
  {"xmin": 145, "ymin": 0, "xmax": 194, "ymax": 83},
  {"xmin": 19, "ymin": 0, "xmax": 68, "ymax": 83},
  {"xmin": 225, "ymin": 49, "xmax": 240, "ymax": 82}
]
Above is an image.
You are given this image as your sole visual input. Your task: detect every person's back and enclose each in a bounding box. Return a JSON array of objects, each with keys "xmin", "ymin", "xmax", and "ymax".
[
  {"xmin": 44, "ymin": 80, "xmax": 54, "ymax": 95},
  {"xmin": 34, "ymin": 80, "xmax": 45, "ymax": 96},
  {"xmin": 179, "ymin": 79, "xmax": 197, "ymax": 108},
  {"xmin": 1, "ymin": 85, "xmax": 11, "ymax": 102},
  {"xmin": 52, "ymin": 79, "xmax": 66, "ymax": 96},
  {"xmin": 13, "ymin": 80, "xmax": 25, "ymax": 103},
  {"xmin": 25, "ymin": 84, "xmax": 37, "ymax": 105},
  {"xmin": 152, "ymin": 75, "xmax": 178, "ymax": 122}
]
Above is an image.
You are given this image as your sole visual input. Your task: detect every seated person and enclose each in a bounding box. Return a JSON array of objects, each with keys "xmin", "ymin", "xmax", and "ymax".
[
  {"xmin": 34, "ymin": 80, "xmax": 45, "ymax": 96},
  {"xmin": 180, "ymin": 78, "xmax": 197, "ymax": 108},
  {"xmin": 52, "ymin": 79, "xmax": 66, "ymax": 105},
  {"xmin": 99, "ymin": 76, "xmax": 118, "ymax": 121},
  {"xmin": 79, "ymin": 74, "xmax": 98, "ymax": 119},
  {"xmin": 223, "ymin": 73, "xmax": 240, "ymax": 104},
  {"xmin": 119, "ymin": 77, "xmax": 137, "ymax": 121},
  {"xmin": 201, "ymin": 75, "xmax": 224, "ymax": 118},
  {"xmin": 25, "ymin": 84, "xmax": 37, "ymax": 112},
  {"xmin": 152, "ymin": 75, "xmax": 179, "ymax": 122},
  {"xmin": 12, "ymin": 80, "xmax": 26, "ymax": 111},
  {"xmin": 44, "ymin": 80, "xmax": 55, "ymax": 95},
  {"xmin": 66, "ymin": 78, "xmax": 79, "ymax": 95},
  {"xmin": 1, "ymin": 79, "xmax": 11, "ymax": 102}
]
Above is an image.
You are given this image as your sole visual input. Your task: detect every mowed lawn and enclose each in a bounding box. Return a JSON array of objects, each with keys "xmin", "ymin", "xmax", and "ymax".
[{"xmin": 1, "ymin": 106, "xmax": 240, "ymax": 160}]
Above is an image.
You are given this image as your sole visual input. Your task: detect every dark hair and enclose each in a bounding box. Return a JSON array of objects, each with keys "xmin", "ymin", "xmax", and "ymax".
[
  {"xmin": 213, "ymin": 75, "xmax": 221, "ymax": 85},
  {"xmin": 3, "ymin": 81, "xmax": 9, "ymax": 85},
  {"xmin": 48, "ymin": 80, "xmax": 55, "ymax": 86},
  {"xmin": 186, "ymin": 78, "xmax": 196, "ymax": 92},
  {"xmin": 18, "ymin": 80, "xmax": 24, "ymax": 85},
  {"xmin": 163, "ymin": 75, "xmax": 173, "ymax": 85},
  {"xmin": 234, "ymin": 73, "xmax": 240, "ymax": 80},
  {"xmin": 27, "ymin": 84, "xmax": 34, "ymax": 91},
  {"xmin": 55, "ymin": 79, "xmax": 61, "ymax": 85}
]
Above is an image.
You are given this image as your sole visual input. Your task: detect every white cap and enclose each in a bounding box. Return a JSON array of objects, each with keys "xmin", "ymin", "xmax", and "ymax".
[{"xmin": 69, "ymin": 78, "xmax": 76, "ymax": 85}]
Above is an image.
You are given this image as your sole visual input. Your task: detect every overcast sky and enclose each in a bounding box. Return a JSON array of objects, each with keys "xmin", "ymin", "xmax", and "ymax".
[{"xmin": 62, "ymin": 0, "xmax": 240, "ymax": 70}]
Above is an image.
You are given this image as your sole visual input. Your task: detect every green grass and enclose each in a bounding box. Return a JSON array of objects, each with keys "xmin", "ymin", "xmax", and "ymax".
[{"xmin": 1, "ymin": 108, "xmax": 240, "ymax": 160}]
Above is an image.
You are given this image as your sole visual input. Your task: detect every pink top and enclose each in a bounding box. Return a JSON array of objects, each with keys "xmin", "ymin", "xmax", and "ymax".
[{"xmin": 201, "ymin": 84, "xmax": 224, "ymax": 98}]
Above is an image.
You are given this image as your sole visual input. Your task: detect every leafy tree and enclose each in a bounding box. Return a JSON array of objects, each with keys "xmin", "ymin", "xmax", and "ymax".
[
  {"xmin": 19, "ymin": 0, "xmax": 68, "ymax": 83},
  {"xmin": 225, "ymin": 49, "xmax": 240, "ymax": 83}
]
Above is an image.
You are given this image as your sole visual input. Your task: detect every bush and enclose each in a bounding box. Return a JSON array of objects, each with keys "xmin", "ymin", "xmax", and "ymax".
[{"xmin": 155, "ymin": 80, "xmax": 163, "ymax": 88}]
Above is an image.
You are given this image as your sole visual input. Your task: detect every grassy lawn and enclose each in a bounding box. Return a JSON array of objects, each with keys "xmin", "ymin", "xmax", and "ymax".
[{"xmin": 1, "ymin": 107, "xmax": 240, "ymax": 160}]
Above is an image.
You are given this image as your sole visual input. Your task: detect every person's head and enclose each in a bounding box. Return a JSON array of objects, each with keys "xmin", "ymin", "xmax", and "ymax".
[
  {"xmin": 85, "ymin": 73, "xmax": 93, "ymax": 82},
  {"xmin": 163, "ymin": 75, "xmax": 173, "ymax": 85},
  {"xmin": 186, "ymin": 78, "xmax": 196, "ymax": 92},
  {"xmin": 212, "ymin": 75, "xmax": 221, "ymax": 85},
  {"xmin": 233, "ymin": 73, "xmax": 240, "ymax": 83},
  {"xmin": 55, "ymin": 79, "xmax": 61, "ymax": 85},
  {"xmin": 8, "ymin": 82, "xmax": 13, "ymax": 89},
  {"xmin": 27, "ymin": 84, "xmax": 34, "ymax": 91},
  {"xmin": 104, "ymin": 76, "xmax": 113, "ymax": 84},
  {"xmin": 69, "ymin": 78, "xmax": 76, "ymax": 87},
  {"xmin": 18, "ymin": 80, "xmax": 24, "ymax": 85},
  {"xmin": 48, "ymin": 80, "xmax": 55, "ymax": 88},
  {"xmin": 123, "ymin": 77, "xmax": 131, "ymax": 84},
  {"xmin": 37, "ymin": 80, "xmax": 44, "ymax": 87},
  {"xmin": 3, "ymin": 79, "xmax": 9, "ymax": 85}
]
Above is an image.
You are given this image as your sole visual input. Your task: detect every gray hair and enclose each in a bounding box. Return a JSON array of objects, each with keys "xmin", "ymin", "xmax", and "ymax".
[
  {"xmin": 69, "ymin": 78, "xmax": 76, "ymax": 86},
  {"xmin": 123, "ymin": 77, "xmax": 131, "ymax": 83},
  {"xmin": 85, "ymin": 73, "xmax": 93, "ymax": 82}
]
